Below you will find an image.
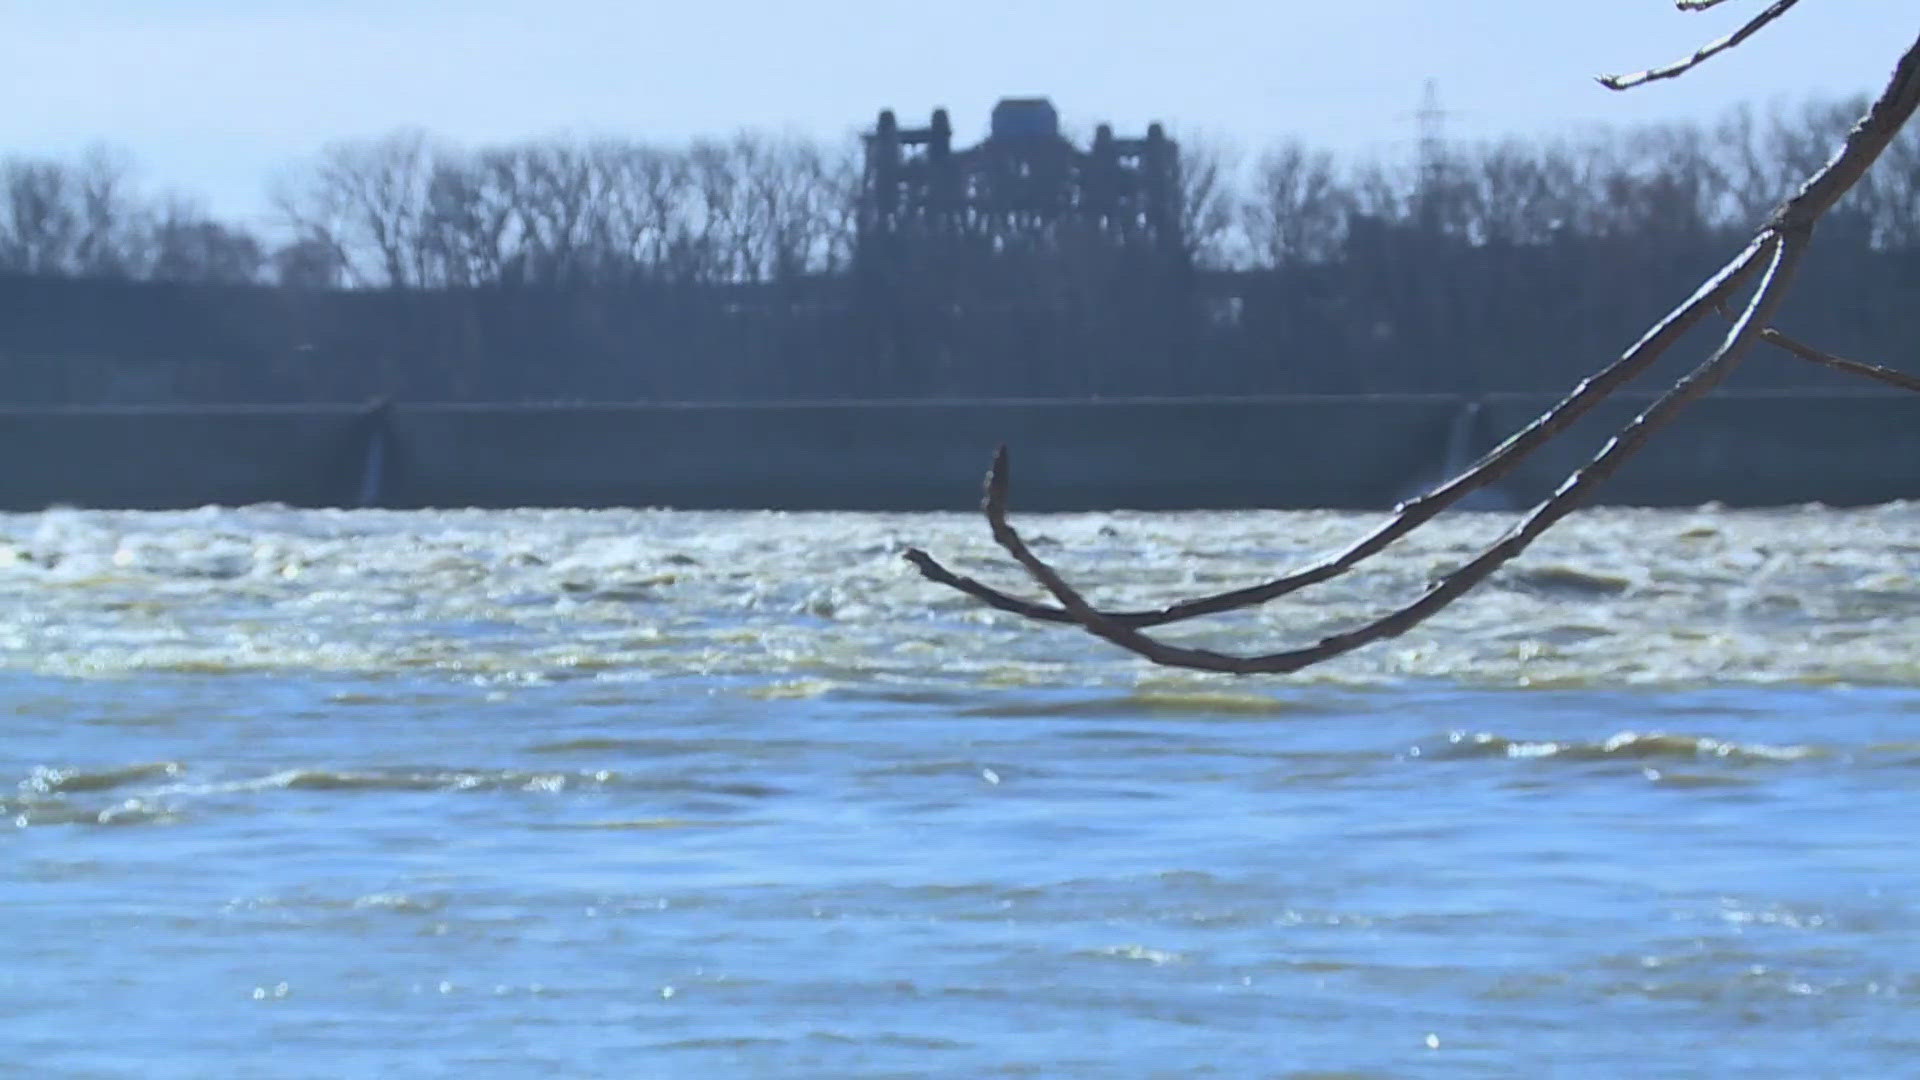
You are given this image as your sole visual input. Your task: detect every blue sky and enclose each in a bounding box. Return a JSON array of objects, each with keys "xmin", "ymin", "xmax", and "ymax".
[{"xmin": 3, "ymin": 1, "xmax": 1914, "ymax": 226}]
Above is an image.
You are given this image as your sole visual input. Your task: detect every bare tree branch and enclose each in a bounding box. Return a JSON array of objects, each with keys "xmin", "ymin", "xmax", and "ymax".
[
  {"xmin": 1598, "ymin": 1, "xmax": 1804, "ymax": 91},
  {"xmin": 907, "ymin": 274, "xmax": 1920, "ymax": 634},
  {"xmin": 910, "ymin": 27, "xmax": 1920, "ymax": 675},
  {"xmin": 975, "ymin": 235, "xmax": 1803, "ymax": 674},
  {"xmin": 904, "ymin": 235, "xmax": 1772, "ymax": 628}
]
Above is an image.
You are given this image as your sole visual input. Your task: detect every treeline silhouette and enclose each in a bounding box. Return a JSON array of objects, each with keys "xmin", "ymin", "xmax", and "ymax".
[{"xmin": 4, "ymin": 100, "xmax": 1917, "ymax": 404}]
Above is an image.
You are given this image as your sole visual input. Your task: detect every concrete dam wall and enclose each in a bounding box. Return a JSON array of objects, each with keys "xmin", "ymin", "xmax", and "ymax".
[{"xmin": 1, "ymin": 392, "xmax": 1915, "ymax": 513}]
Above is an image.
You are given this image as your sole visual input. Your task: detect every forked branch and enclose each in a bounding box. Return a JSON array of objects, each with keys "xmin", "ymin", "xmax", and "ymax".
[
  {"xmin": 904, "ymin": 237, "xmax": 1773, "ymax": 628},
  {"xmin": 903, "ymin": 319, "xmax": 1920, "ymax": 633},
  {"xmin": 970, "ymin": 236, "xmax": 1801, "ymax": 674},
  {"xmin": 909, "ymin": 21, "xmax": 1920, "ymax": 675}
]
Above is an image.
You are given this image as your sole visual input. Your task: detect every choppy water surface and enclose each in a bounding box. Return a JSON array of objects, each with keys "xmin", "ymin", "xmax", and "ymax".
[{"xmin": 3, "ymin": 504, "xmax": 1917, "ymax": 1077}]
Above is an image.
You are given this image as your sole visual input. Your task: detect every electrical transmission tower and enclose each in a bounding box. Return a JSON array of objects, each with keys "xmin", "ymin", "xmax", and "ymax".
[{"xmin": 1411, "ymin": 78, "xmax": 1460, "ymax": 231}]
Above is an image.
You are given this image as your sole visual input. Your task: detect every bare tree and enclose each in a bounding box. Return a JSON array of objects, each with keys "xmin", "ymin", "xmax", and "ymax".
[
  {"xmin": 0, "ymin": 147, "xmax": 190, "ymax": 279},
  {"xmin": 590, "ymin": 141, "xmax": 698, "ymax": 281},
  {"xmin": 1578, "ymin": 123, "xmax": 1736, "ymax": 242},
  {"xmin": 738, "ymin": 135, "xmax": 859, "ymax": 281},
  {"xmin": 1170, "ymin": 134, "xmax": 1239, "ymax": 268},
  {"xmin": 69, "ymin": 147, "xmax": 147, "ymax": 277},
  {"xmin": 417, "ymin": 152, "xmax": 517, "ymax": 287},
  {"xmin": 908, "ymin": 1, "xmax": 1920, "ymax": 675},
  {"xmin": 270, "ymin": 236, "xmax": 347, "ymax": 289},
  {"xmin": 1457, "ymin": 142, "xmax": 1578, "ymax": 246},
  {"xmin": 148, "ymin": 197, "xmax": 265, "ymax": 284},
  {"xmin": 1244, "ymin": 141, "xmax": 1351, "ymax": 266},
  {"xmin": 273, "ymin": 130, "xmax": 440, "ymax": 287},
  {"xmin": 0, "ymin": 149, "xmax": 150, "ymax": 277},
  {"xmin": 620, "ymin": 132, "xmax": 857, "ymax": 285},
  {"xmin": 267, "ymin": 131, "xmax": 860, "ymax": 291},
  {"xmin": 0, "ymin": 159, "xmax": 82, "ymax": 275}
]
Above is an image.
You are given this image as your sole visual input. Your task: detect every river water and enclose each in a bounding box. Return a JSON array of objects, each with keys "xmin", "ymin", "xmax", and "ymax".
[{"xmin": 3, "ymin": 504, "xmax": 1917, "ymax": 1077}]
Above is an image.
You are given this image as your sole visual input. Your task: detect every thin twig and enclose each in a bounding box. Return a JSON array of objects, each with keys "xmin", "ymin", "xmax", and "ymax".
[
  {"xmin": 1759, "ymin": 329, "xmax": 1920, "ymax": 393},
  {"xmin": 1598, "ymin": 0, "xmax": 1803, "ymax": 90},
  {"xmin": 1713, "ymin": 299, "xmax": 1920, "ymax": 394},
  {"xmin": 1677, "ymin": 1, "xmax": 1742, "ymax": 12}
]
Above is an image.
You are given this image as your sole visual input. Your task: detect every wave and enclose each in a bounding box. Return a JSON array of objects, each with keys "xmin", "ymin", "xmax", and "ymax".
[
  {"xmin": 16, "ymin": 761, "xmax": 186, "ymax": 795},
  {"xmin": 3, "ymin": 795, "xmax": 179, "ymax": 828},
  {"xmin": 960, "ymin": 691, "xmax": 1303, "ymax": 719},
  {"xmin": 1419, "ymin": 730, "xmax": 1822, "ymax": 764},
  {"xmin": 239, "ymin": 767, "xmax": 785, "ymax": 799}
]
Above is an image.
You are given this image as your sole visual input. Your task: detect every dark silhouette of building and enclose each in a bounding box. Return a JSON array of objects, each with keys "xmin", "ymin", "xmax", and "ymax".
[
  {"xmin": 859, "ymin": 98, "xmax": 1184, "ymax": 261},
  {"xmin": 854, "ymin": 99, "xmax": 1193, "ymax": 393}
]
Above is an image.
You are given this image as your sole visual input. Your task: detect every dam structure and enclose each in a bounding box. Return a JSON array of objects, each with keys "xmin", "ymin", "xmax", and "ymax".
[{"xmin": 5, "ymin": 390, "xmax": 1917, "ymax": 513}]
